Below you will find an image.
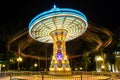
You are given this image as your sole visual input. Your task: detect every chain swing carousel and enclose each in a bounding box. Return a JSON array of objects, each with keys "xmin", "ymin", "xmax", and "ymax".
[{"xmin": 28, "ymin": 5, "xmax": 88, "ymax": 74}]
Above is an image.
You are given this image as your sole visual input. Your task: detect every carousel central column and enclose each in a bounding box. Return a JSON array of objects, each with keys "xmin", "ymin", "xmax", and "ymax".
[{"xmin": 49, "ymin": 29, "xmax": 71, "ymax": 72}]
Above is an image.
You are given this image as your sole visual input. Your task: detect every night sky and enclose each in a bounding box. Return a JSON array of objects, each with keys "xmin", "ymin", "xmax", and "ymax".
[
  {"xmin": 0, "ymin": 0, "xmax": 120, "ymax": 64},
  {"xmin": 0, "ymin": 0, "xmax": 120, "ymax": 40}
]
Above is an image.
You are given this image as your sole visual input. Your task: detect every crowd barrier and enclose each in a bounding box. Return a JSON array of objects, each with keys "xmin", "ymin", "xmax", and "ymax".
[{"xmin": 0, "ymin": 71, "xmax": 118, "ymax": 80}]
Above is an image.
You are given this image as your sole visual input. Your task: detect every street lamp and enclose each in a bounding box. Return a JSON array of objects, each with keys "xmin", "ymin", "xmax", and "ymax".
[
  {"xmin": 2, "ymin": 64, "xmax": 6, "ymax": 71},
  {"xmin": 96, "ymin": 56, "xmax": 103, "ymax": 61},
  {"xmin": 95, "ymin": 56, "xmax": 103, "ymax": 72},
  {"xmin": 34, "ymin": 63, "xmax": 38, "ymax": 67},
  {"xmin": 80, "ymin": 67, "xmax": 82, "ymax": 70},
  {"xmin": 34, "ymin": 63, "xmax": 38, "ymax": 71},
  {"xmin": 101, "ymin": 65, "xmax": 105, "ymax": 69},
  {"xmin": 17, "ymin": 57, "xmax": 23, "ymax": 70},
  {"xmin": 75, "ymin": 68, "xmax": 78, "ymax": 71}
]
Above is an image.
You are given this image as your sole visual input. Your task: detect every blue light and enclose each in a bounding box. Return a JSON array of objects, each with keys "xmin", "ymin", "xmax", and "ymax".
[
  {"xmin": 53, "ymin": 5, "xmax": 57, "ymax": 8},
  {"xmin": 28, "ymin": 6, "xmax": 87, "ymax": 30},
  {"xmin": 56, "ymin": 50, "xmax": 63, "ymax": 60}
]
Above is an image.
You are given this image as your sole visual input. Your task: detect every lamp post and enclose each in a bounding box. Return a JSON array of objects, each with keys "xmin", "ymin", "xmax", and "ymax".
[
  {"xmin": 17, "ymin": 57, "xmax": 23, "ymax": 70},
  {"xmin": 95, "ymin": 56, "xmax": 103, "ymax": 72},
  {"xmin": 34, "ymin": 63, "xmax": 38, "ymax": 71},
  {"xmin": 2, "ymin": 64, "xmax": 6, "ymax": 71},
  {"xmin": 34, "ymin": 63, "xmax": 38, "ymax": 67}
]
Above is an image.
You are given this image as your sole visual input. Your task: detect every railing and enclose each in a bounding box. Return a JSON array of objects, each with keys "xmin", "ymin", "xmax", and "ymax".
[{"xmin": 0, "ymin": 71, "xmax": 117, "ymax": 80}]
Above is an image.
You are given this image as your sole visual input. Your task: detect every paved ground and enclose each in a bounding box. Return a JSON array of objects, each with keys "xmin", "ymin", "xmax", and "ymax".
[{"xmin": 0, "ymin": 75, "xmax": 118, "ymax": 80}]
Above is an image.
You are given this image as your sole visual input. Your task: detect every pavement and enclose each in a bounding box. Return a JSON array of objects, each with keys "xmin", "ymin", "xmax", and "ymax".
[{"xmin": 0, "ymin": 75, "xmax": 118, "ymax": 80}]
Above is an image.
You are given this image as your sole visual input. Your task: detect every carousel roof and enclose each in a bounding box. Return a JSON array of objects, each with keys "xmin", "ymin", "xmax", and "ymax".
[{"xmin": 28, "ymin": 5, "xmax": 88, "ymax": 43}]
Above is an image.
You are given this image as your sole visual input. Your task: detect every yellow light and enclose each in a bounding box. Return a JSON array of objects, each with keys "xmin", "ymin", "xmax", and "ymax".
[
  {"xmin": 49, "ymin": 68, "xmax": 54, "ymax": 71},
  {"xmin": 2, "ymin": 64, "xmax": 5, "ymax": 67},
  {"xmin": 17, "ymin": 57, "xmax": 23, "ymax": 62},
  {"xmin": 80, "ymin": 67, "xmax": 82, "ymax": 70},
  {"xmin": 64, "ymin": 55, "xmax": 68, "ymax": 59},
  {"xmin": 34, "ymin": 63, "xmax": 38, "ymax": 67},
  {"xmin": 65, "ymin": 68, "xmax": 71, "ymax": 71},
  {"xmin": 57, "ymin": 68, "xmax": 63, "ymax": 71},
  {"xmin": 62, "ymin": 60, "xmax": 65, "ymax": 63},
  {"xmin": 75, "ymin": 68, "xmax": 78, "ymax": 71},
  {"xmin": 52, "ymin": 56, "xmax": 54, "ymax": 58},
  {"xmin": 101, "ymin": 65, "xmax": 105, "ymax": 69},
  {"xmin": 55, "ymin": 60, "xmax": 57, "ymax": 63},
  {"xmin": 96, "ymin": 56, "xmax": 103, "ymax": 61}
]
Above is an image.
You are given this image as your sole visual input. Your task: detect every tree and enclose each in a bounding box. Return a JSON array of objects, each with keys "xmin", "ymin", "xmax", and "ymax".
[
  {"xmin": 79, "ymin": 53, "xmax": 91, "ymax": 71},
  {"xmin": 6, "ymin": 51, "xmax": 17, "ymax": 70}
]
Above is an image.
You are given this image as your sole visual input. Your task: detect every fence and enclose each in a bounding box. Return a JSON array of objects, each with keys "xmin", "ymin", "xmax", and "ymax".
[{"xmin": 0, "ymin": 71, "xmax": 117, "ymax": 80}]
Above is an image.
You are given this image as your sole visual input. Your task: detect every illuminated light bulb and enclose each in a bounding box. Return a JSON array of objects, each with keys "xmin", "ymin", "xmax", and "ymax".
[
  {"xmin": 62, "ymin": 61, "xmax": 65, "ymax": 63},
  {"xmin": 55, "ymin": 60, "xmax": 57, "ymax": 63}
]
